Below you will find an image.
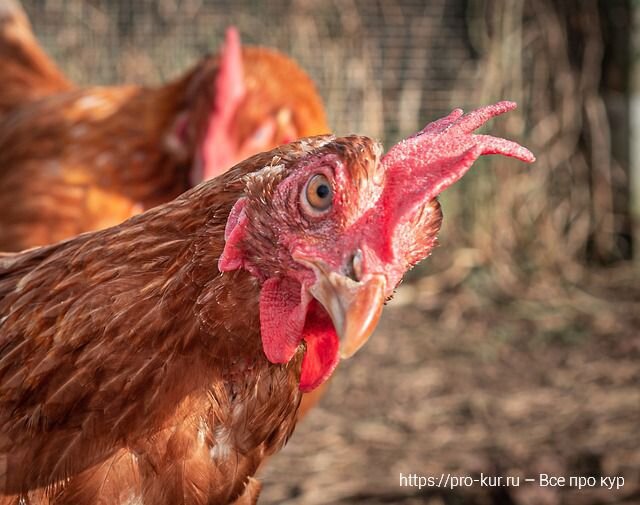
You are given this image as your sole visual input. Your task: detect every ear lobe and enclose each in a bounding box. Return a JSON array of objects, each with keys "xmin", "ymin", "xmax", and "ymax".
[
  {"xmin": 275, "ymin": 108, "xmax": 297, "ymax": 145},
  {"xmin": 164, "ymin": 111, "xmax": 191, "ymax": 161},
  {"xmin": 218, "ymin": 197, "xmax": 248, "ymax": 272}
]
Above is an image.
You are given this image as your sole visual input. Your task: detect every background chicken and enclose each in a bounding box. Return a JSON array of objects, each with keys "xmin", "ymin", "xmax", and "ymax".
[
  {"xmin": 0, "ymin": 5, "xmax": 328, "ymax": 252},
  {"xmin": 0, "ymin": 102, "xmax": 533, "ymax": 505}
]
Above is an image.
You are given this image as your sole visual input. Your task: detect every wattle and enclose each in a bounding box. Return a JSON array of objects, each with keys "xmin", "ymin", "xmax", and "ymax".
[
  {"xmin": 259, "ymin": 277, "xmax": 340, "ymax": 392},
  {"xmin": 298, "ymin": 300, "xmax": 340, "ymax": 392}
]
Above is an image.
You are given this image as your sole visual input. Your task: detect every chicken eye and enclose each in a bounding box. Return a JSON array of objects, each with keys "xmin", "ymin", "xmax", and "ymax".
[{"xmin": 303, "ymin": 174, "xmax": 333, "ymax": 213}]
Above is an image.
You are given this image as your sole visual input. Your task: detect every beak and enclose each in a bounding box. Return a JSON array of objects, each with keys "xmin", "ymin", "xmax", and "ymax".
[{"xmin": 294, "ymin": 254, "xmax": 387, "ymax": 358}]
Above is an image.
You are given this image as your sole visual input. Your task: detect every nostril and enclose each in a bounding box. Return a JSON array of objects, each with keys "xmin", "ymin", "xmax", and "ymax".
[{"xmin": 346, "ymin": 249, "xmax": 364, "ymax": 282}]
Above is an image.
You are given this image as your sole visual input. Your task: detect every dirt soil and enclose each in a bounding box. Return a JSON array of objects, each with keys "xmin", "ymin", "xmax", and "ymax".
[{"xmin": 259, "ymin": 277, "xmax": 640, "ymax": 505}]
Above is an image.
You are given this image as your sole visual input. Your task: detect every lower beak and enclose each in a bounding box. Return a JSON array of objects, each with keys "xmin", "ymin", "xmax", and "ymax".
[{"xmin": 296, "ymin": 256, "xmax": 387, "ymax": 358}]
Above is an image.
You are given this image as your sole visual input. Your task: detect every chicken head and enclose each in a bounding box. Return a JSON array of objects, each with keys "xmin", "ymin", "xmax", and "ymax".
[{"xmin": 219, "ymin": 101, "xmax": 535, "ymax": 392}]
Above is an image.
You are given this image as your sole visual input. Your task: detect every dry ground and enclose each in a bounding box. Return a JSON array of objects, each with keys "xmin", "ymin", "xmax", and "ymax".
[{"xmin": 259, "ymin": 271, "xmax": 640, "ymax": 505}]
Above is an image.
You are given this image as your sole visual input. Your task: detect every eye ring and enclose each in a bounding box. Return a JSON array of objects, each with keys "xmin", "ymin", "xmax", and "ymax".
[{"xmin": 302, "ymin": 173, "xmax": 333, "ymax": 214}]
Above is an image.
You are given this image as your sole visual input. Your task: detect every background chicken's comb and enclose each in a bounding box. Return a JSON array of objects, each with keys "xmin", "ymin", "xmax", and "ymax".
[
  {"xmin": 201, "ymin": 26, "xmax": 247, "ymax": 180},
  {"xmin": 215, "ymin": 27, "xmax": 245, "ymax": 111}
]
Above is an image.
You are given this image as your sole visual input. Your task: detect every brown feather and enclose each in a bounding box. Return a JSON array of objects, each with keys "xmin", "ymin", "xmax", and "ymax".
[{"xmin": 0, "ymin": 0, "xmax": 72, "ymax": 118}]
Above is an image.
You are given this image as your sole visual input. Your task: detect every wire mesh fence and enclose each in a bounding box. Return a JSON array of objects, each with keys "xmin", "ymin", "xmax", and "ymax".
[{"xmin": 23, "ymin": 0, "xmax": 477, "ymax": 143}]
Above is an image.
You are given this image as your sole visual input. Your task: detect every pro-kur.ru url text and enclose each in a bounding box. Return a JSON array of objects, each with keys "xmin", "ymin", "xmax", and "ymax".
[{"xmin": 399, "ymin": 473, "xmax": 625, "ymax": 491}]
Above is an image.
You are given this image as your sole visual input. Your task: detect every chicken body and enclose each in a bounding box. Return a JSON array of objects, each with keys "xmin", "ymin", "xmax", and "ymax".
[
  {"xmin": 0, "ymin": 84, "xmax": 198, "ymax": 249},
  {"xmin": 0, "ymin": 103, "xmax": 533, "ymax": 504}
]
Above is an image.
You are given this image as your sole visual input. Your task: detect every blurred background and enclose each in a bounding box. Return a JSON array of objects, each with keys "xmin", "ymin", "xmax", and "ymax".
[{"xmin": 20, "ymin": 0, "xmax": 640, "ymax": 503}]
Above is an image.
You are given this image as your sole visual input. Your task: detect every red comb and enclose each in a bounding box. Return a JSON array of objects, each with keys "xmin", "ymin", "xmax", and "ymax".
[
  {"xmin": 380, "ymin": 101, "xmax": 535, "ymax": 218},
  {"xmin": 215, "ymin": 27, "xmax": 245, "ymax": 111},
  {"xmin": 200, "ymin": 27, "xmax": 247, "ymax": 180}
]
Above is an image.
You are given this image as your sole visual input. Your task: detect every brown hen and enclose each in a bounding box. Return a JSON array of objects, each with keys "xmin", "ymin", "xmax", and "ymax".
[
  {"xmin": 0, "ymin": 22, "xmax": 328, "ymax": 252},
  {"xmin": 0, "ymin": 102, "xmax": 533, "ymax": 504}
]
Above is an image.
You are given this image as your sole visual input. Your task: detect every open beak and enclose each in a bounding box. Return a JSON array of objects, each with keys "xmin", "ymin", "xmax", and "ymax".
[{"xmin": 294, "ymin": 254, "xmax": 387, "ymax": 358}]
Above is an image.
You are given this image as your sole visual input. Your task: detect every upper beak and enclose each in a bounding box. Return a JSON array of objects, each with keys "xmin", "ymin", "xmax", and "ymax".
[{"xmin": 294, "ymin": 253, "xmax": 387, "ymax": 358}]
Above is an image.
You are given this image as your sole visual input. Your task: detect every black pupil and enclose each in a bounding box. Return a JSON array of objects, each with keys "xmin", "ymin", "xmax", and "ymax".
[{"xmin": 316, "ymin": 184, "xmax": 330, "ymax": 199}]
